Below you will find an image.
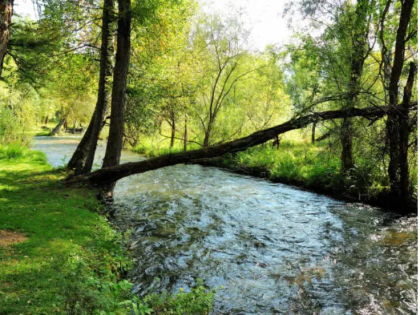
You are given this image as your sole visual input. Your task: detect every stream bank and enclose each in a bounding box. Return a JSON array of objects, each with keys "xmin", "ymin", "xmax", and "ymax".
[
  {"xmin": 0, "ymin": 145, "xmax": 135, "ymax": 314},
  {"xmin": 194, "ymin": 154, "xmax": 417, "ymax": 214},
  {"xmin": 0, "ymin": 143, "xmax": 215, "ymax": 314},
  {"xmin": 33, "ymin": 136, "xmax": 418, "ymax": 314}
]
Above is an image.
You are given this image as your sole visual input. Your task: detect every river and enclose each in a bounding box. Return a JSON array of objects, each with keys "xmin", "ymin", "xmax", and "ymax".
[{"xmin": 33, "ymin": 136, "xmax": 417, "ymax": 315}]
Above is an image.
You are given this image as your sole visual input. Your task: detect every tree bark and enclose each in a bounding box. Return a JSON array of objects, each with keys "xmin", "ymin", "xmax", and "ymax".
[
  {"xmin": 100, "ymin": 0, "xmax": 131, "ymax": 198},
  {"xmin": 386, "ymin": 0, "xmax": 414, "ymax": 197},
  {"xmin": 67, "ymin": 0, "xmax": 114, "ymax": 175},
  {"xmin": 184, "ymin": 114, "xmax": 188, "ymax": 152},
  {"xmin": 170, "ymin": 109, "xmax": 175, "ymax": 149},
  {"xmin": 68, "ymin": 103, "xmax": 416, "ymax": 186},
  {"xmin": 50, "ymin": 118, "xmax": 66, "ymax": 136},
  {"xmin": 311, "ymin": 123, "xmax": 316, "ymax": 143},
  {"xmin": 203, "ymin": 120, "xmax": 213, "ymax": 147},
  {"xmin": 0, "ymin": 0, "xmax": 12, "ymax": 78},
  {"xmin": 340, "ymin": 117, "xmax": 354, "ymax": 171},
  {"xmin": 398, "ymin": 62, "xmax": 416, "ymax": 205}
]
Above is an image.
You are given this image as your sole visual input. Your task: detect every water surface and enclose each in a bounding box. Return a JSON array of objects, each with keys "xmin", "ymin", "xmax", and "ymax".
[{"xmin": 33, "ymin": 136, "xmax": 417, "ymax": 314}]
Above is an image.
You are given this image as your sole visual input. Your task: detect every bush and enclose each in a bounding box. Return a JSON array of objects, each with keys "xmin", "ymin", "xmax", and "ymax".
[{"xmin": 0, "ymin": 107, "xmax": 32, "ymax": 146}]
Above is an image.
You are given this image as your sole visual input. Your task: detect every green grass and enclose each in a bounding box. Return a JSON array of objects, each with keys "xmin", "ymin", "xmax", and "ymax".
[
  {"xmin": 219, "ymin": 141, "xmax": 393, "ymax": 200},
  {"xmin": 0, "ymin": 145, "xmax": 215, "ymax": 314},
  {"xmin": 0, "ymin": 147, "xmax": 136, "ymax": 314}
]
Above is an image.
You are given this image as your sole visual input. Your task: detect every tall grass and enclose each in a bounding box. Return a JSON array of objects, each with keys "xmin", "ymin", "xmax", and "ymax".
[
  {"xmin": 223, "ymin": 141, "xmax": 391, "ymax": 199},
  {"xmin": 0, "ymin": 143, "xmax": 47, "ymax": 163}
]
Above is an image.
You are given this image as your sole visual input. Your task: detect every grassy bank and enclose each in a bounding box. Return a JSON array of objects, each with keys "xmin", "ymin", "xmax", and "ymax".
[
  {"xmin": 129, "ymin": 136, "xmax": 418, "ymax": 210},
  {"xmin": 0, "ymin": 145, "xmax": 215, "ymax": 314},
  {"xmin": 0, "ymin": 146, "xmax": 137, "ymax": 314},
  {"xmin": 197, "ymin": 142, "xmax": 417, "ymax": 212}
]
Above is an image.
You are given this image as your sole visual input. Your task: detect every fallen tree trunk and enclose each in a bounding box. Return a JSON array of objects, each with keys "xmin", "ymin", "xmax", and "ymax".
[{"xmin": 68, "ymin": 104, "xmax": 417, "ymax": 186}]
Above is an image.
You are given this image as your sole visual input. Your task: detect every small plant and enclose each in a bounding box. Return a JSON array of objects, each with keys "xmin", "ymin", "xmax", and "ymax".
[{"xmin": 143, "ymin": 279, "xmax": 216, "ymax": 315}]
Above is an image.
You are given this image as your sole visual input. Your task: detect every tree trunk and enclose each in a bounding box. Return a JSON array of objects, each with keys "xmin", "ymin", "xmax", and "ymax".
[
  {"xmin": 340, "ymin": 117, "xmax": 353, "ymax": 171},
  {"xmin": 203, "ymin": 120, "xmax": 213, "ymax": 147},
  {"xmin": 184, "ymin": 114, "xmax": 188, "ymax": 152},
  {"xmin": 0, "ymin": 0, "xmax": 12, "ymax": 78},
  {"xmin": 44, "ymin": 116, "xmax": 49, "ymax": 125},
  {"xmin": 50, "ymin": 118, "xmax": 66, "ymax": 136},
  {"xmin": 340, "ymin": 0, "xmax": 370, "ymax": 172},
  {"xmin": 311, "ymin": 123, "xmax": 316, "ymax": 143},
  {"xmin": 101, "ymin": 0, "xmax": 131, "ymax": 199},
  {"xmin": 170, "ymin": 110, "xmax": 175, "ymax": 149},
  {"xmin": 398, "ymin": 62, "xmax": 416, "ymax": 205},
  {"xmin": 203, "ymin": 132, "xmax": 210, "ymax": 147},
  {"xmin": 67, "ymin": 0, "xmax": 114, "ymax": 175},
  {"xmin": 386, "ymin": 0, "xmax": 414, "ymax": 197},
  {"xmin": 68, "ymin": 103, "xmax": 416, "ymax": 186}
]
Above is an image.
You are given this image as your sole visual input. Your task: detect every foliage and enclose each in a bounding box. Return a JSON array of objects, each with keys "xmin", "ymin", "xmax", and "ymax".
[{"xmin": 141, "ymin": 279, "xmax": 216, "ymax": 315}]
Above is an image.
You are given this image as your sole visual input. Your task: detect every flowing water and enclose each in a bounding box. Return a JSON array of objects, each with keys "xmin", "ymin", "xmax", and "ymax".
[{"xmin": 33, "ymin": 136, "xmax": 417, "ymax": 315}]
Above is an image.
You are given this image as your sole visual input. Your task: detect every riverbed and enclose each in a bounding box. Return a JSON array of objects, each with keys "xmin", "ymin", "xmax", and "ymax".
[{"xmin": 33, "ymin": 136, "xmax": 417, "ymax": 314}]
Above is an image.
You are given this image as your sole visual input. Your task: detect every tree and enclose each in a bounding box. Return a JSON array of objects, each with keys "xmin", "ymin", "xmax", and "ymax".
[
  {"xmin": 100, "ymin": 0, "xmax": 131, "ymax": 199},
  {"xmin": 381, "ymin": 0, "xmax": 416, "ymax": 203},
  {"xmin": 67, "ymin": 0, "xmax": 115, "ymax": 175},
  {"xmin": 339, "ymin": 0, "xmax": 371, "ymax": 172},
  {"xmin": 191, "ymin": 15, "xmax": 252, "ymax": 147},
  {"xmin": 0, "ymin": 0, "xmax": 13, "ymax": 77}
]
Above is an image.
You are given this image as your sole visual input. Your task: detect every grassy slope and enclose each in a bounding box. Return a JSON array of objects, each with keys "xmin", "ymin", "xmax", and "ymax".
[
  {"xmin": 0, "ymin": 145, "xmax": 216, "ymax": 315},
  {"xmin": 0, "ymin": 148, "xmax": 134, "ymax": 314}
]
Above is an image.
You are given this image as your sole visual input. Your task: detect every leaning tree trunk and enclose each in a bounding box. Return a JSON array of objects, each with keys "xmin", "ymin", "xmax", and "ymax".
[
  {"xmin": 100, "ymin": 0, "xmax": 131, "ymax": 199},
  {"xmin": 50, "ymin": 118, "xmax": 66, "ymax": 136},
  {"xmin": 398, "ymin": 62, "xmax": 416, "ymax": 206},
  {"xmin": 67, "ymin": 103, "xmax": 417, "ymax": 186},
  {"xmin": 386, "ymin": 0, "xmax": 414, "ymax": 198},
  {"xmin": 0, "ymin": 0, "xmax": 13, "ymax": 78},
  {"xmin": 67, "ymin": 0, "xmax": 114, "ymax": 175}
]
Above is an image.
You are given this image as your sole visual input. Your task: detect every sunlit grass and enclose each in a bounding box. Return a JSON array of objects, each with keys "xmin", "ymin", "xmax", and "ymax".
[
  {"xmin": 0, "ymin": 144, "xmax": 216, "ymax": 314},
  {"xmin": 0, "ymin": 146, "xmax": 134, "ymax": 314}
]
